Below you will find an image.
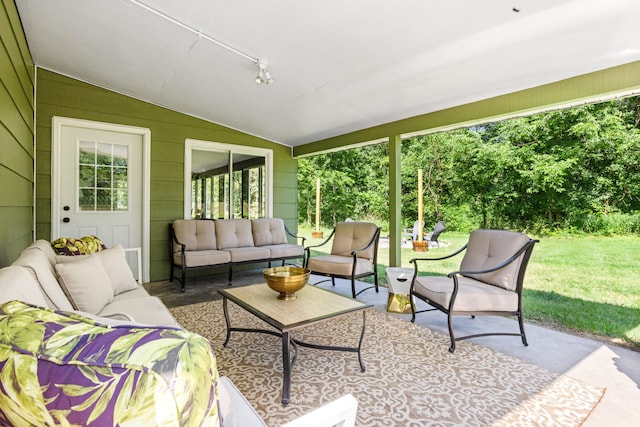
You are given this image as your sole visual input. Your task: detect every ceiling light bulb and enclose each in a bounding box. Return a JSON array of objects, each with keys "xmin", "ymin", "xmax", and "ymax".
[
  {"xmin": 255, "ymin": 60, "xmax": 273, "ymax": 85},
  {"xmin": 263, "ymin": 69, "xmax": 274, "ymax": 85}
]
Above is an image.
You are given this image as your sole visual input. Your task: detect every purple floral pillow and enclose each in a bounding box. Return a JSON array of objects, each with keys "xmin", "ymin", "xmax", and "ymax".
[
  {"xmin": 0, "ymin": 300, "xmax": 221, "ymax": 426},
  {"xmin": 51, "ymin": 235, "xmax": 107, "ymax": 256}
]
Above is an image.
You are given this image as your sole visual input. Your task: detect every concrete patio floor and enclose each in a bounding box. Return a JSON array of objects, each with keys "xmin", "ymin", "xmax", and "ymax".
[{"xmin": 148, "ymin": 271, "xmax": 640, "ymax": 426}]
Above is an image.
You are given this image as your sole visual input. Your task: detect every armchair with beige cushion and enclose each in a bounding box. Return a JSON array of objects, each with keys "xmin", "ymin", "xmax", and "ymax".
[
  {"xmin": 305, "ymin": 221, "xmax": 381, "ymax": 298},
  {"xmin": 410, "ymin": 229, "xmax": 538, "ymax": 352}
]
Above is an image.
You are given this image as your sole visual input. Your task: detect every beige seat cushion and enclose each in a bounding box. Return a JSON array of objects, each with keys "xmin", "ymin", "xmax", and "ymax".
[
  {"xmin": 172, "ymin": 219, "xmax": 217, "ymax": 250},
  {"xmin": 112, "ymin": 284, "xmax": 150, "ymax": 302},
  {"xmin": 251, "ymin": 218, "xmax": 288, "ymax": 246},
  {"xmin": 99, "ymin": 296, "xmax": 179, "ymax": 327},
  {"xmin": 263, "ymin": 244, "xmax": 304, "ymax": 259},
  {"xmin": 307, "ymin": 255, "xmax": 373, "ymax": 277},
  {"xmin": 174, "ymin": 249, "xmax": 231, "ymax": 267},
  {"xmin": 215, "ymin": 219, "xmax": 255, "ymax": 249},
  {"xmin": 331, "ymin": 222, "xmax": 378, "ymax": 259},
  {"xmin": 413, "ymin": 275, "xmax": 518, "ymax": 312},
  {"xmin": 460, "ymin": 229, "xmax": 530, "ymax": 291},
  {"xmin": 225, "ymin": 247, "xmax": 270, "ymax": 263}
]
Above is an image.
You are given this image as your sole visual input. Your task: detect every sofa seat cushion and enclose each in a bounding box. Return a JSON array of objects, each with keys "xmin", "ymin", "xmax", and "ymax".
[
  {"xmin": 0, "ymin": 300, "xmax": 220, "ymax": 427},
  {"xmin": 307, "ymin": 255, "xmax": 373, "ymax": 277},
  {"xmin": 413, "ymin": 275, "xmax": 519, "ymax": 312},
  {"xmin": 263, "ymin": 244, "xmax": 304, "ymax": 259},
  {"xmin": 0, "ymin": 266, "xmax": 49, "ymax": 307},
  {"xmin": 99, "ymin": 296, "xmax": 179, "ymax": 327},
  {"xmin": 174, "ymin": 249, "xmax": 231, "ymax": 267},
  {"xmin": 225, "ymin": 247, "xmax": 271, "ymax": 263},
  {"xmin": 12, "ymin": 248, "xmax": 74, "ymax": 311},
  {"xmin": 112, "ymin": 284, "xmax": 151, "ymax": 302}
]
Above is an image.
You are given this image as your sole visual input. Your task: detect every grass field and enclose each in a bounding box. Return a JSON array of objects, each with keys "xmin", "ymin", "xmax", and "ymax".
[{"xmin": 300, "ymin": 225, "xmax": 640, "ymax": 351}]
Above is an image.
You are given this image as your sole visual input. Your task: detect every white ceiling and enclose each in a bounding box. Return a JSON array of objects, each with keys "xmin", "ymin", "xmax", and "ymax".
[{"xmin": 16, "ymin": 0, "xmax": 640, "ymax": 148}]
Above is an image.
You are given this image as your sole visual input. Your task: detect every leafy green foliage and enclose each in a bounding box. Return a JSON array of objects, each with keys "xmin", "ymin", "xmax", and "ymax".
[{"xmin": 298, "ymin": 96, "xmax": 640, "ymax": 235}]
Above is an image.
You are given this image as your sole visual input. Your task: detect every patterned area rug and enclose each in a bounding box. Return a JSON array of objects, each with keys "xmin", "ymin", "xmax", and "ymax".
[{"xmin": 170, "ymin": 301, "xmax": 604, "ymax": 427}]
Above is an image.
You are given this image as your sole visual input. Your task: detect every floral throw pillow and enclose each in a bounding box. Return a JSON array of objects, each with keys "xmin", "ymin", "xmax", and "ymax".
[
  {"xmin": 51, "ymin": 235, "xmax": 107, "ymax": 256},
  {"xmin": 0, "ymin": 300, "xmax": 221, "ymax": 427}
]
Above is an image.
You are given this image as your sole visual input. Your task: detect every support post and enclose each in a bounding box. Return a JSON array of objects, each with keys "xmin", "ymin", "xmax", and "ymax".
[{"xmin": 388, "ymin": 134, "xmax": 402, "ymax": 267}]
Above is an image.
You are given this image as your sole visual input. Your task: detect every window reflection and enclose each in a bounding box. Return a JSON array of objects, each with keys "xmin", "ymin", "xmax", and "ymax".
[{"xmin": 191, "ymin": 150, "xmax": 265, "ymax": 219}]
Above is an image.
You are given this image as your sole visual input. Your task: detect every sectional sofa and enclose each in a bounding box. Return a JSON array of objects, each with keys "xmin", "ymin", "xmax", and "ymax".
[
  {"xmin": 169, "ymin": 218, "xmax": 305, "ymax": 291},
  {"xmin": 0, "ymin": 239, "xmax": 266, "ymax": 426}
]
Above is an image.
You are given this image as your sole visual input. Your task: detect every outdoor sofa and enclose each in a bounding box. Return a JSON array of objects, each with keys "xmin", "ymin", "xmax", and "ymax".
[
  {"xmin": 169, "ymin": 218, "xmax": 305, "ymax": 291},
  {"xmin": 0, "ymin": 239, "xmax": 266, "ymax": 426}
]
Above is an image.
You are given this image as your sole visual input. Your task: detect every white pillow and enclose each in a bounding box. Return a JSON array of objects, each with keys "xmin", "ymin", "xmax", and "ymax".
[
  {"xmin": 55, "ymin": 255, "xmax": 114, "ymax": 314},
  {"xmin": 56, "ymin": 244, "xmax": 138, "ymax": 295}
]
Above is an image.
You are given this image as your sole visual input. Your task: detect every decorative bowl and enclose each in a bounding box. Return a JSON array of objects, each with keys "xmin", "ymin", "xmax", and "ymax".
[{"xmin": 264, "ymin": 266, "xmax": 310, "ymax": 300}]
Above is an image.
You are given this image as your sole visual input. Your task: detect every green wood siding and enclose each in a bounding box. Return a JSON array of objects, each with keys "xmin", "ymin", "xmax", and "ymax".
[
  {"xmin": 0, "ymin": 0, "xmax": 35, "ymax": 267},
  {"xmin": 35, "ymin": 69, "xmax": 297, "ymax": 281}
]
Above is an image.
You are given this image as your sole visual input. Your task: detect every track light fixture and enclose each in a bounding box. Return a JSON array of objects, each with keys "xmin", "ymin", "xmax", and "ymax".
[
  {"xmin": 129, "ymin": 0, "xmax": 274, "ymax": 86},
  {"xmin": 255, "ymin": 61, "xmax": 274, "ymax": 85}
]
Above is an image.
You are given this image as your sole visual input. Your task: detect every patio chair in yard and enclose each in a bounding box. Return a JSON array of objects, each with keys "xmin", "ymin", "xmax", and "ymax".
[
  {"xmin": 427, "ymin": 220, "xmax": 446, "ymax": 247},
  {"xmin": 410, "ymin": 229, "xmax": 538, "ymax": 352},
  {"xmin": 404, "ymin": 220, "xmax": 446, "ymax": 247},
  {"xmin": 305, "ymin": 221, "xmax": 381, "ymax": 298}
]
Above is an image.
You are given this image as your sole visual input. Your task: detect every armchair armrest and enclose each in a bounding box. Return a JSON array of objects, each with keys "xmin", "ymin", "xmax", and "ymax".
[
  {"xmin": 168, "ymin": 223, "xmax": 187, "ymax": 255},
  {"xmin": 304, "ymin": 229, "xmax": 336, "ymax": 268},
  {"xmin": 410, "ymin": 243, "xmax": 468, "ymax": 265},
  {"xmin": 409, "ymin": 243, "xmax": 468, "ymax": 283},
  {"xmin": 304, "ymin": 228, "xmax": 336, "ymax": 250},
  {"xmin": 284, "ymin": 224, "xmax": 306, "ymax": 247}
]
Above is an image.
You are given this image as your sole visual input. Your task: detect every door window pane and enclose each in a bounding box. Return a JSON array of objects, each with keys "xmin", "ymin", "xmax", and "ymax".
[{"xmin": 78, "ymin": 141, "xmax": 129, "ymax": 212}]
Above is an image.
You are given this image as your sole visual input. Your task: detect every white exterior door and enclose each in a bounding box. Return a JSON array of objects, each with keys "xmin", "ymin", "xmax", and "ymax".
[{"xmin": 52, "ymin": 117, "xmax": 150, "ymax": 282}]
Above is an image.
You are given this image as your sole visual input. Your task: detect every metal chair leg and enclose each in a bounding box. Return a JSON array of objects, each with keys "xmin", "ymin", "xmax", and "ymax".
[{"xmin": 447, "ymin": 311, "xmax": 456, "ymax": 353}]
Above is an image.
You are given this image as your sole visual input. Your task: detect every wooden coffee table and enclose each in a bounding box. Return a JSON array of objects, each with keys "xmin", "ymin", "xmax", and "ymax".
[{"xmin": 218, "ymin": 283, "xmax": 371, "ymax": 405}]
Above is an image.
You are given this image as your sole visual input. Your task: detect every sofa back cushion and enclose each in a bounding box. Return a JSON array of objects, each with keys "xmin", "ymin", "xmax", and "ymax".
[
  {"xmin": 54, "ymin": 255, "xmax": 114, "ymax": 314},
  {"xmin": 56, "ymin": 244, "xmax": 138, "ymax": 295},
  {"xmin": 12, "ymin": 248, "xmax": 74, "ymax": 311},
  {"xmin": 251, "ymin": 218, "xmax": 288, "ymax": 246},
  {"xmin": 460, "ymin": 229, "xmax": 531, "ymax": 290},
  {"xmin": 215, "ymin": 219, "xmax": 255, "ymax": 249},
  {"xmin": 0, "ymin": 266, "xmax": 49, "ymax": 307},
  {"xmin": 172, "ymin": 219, "xmax": 217, "ymax": 251},
  {"xmin": 331, "ymin": 222, "xmax": 379, "ymax": 259},
  {"xmin": 27, "ymin": 240, "xmax": 58, "ymax": 266},
  {"xmin": 0, "ymin": 300, "xmax": 221, "ymax": 427}
]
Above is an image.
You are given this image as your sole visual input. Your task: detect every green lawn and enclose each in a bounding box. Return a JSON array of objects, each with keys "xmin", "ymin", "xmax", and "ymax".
[{"xmin": 299, "ymin": 225, "xmax": 640, "ymax": 351}]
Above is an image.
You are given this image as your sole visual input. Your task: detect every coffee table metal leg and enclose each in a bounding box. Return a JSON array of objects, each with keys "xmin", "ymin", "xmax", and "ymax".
[
  {"xmin": 282, "ymin": 330, "xmax": 291, "ymax": 405},
  {"xmin": 222, "ymin": 297, "xmax": 231, "ymax": 347},
  {"xmin": 357, "ymin": 310, "xmax": 366, "ymax": 372}
]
